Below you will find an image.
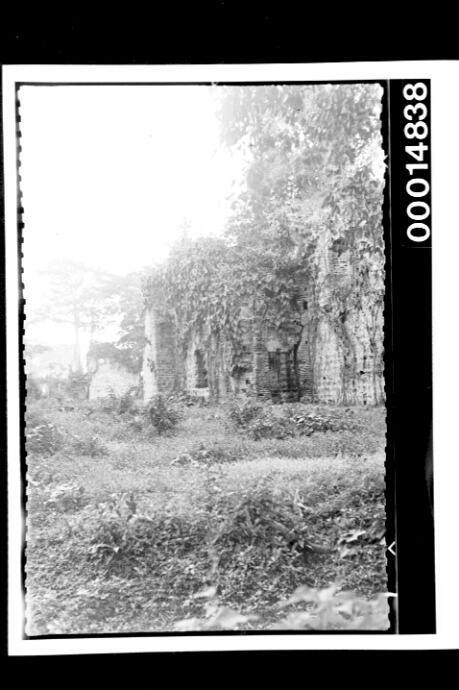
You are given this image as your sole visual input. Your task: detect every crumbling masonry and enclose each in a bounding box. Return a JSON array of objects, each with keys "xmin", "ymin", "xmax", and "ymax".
[{"xmin": 142, "ymin": 239, "xmax": 384, "ymax": 406}]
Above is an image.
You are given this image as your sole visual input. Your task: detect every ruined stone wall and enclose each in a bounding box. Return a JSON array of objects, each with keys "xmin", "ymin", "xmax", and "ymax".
[
  {"xmin": 311, "ymin": 307, "xmax": 384, "ymax": 405},
  {"xmin": 295, "ymin": 287, "xmax": 315, "ymax": 401},
  {"xmin": 142, "ymin": 307, "xmax": 158, "ymax": 401},
  {"xmin": 184, "ymin": 333, "xmax": 211, "ymax": 400},
  {"xmin": 143, "ymin": 307, "xmax": 180, "ymax": 402},
  {"xmin": 142, "ymin": 244, "xmax": 385, "ymax": 406},
  {"xmin": 309, "ymin": 243, "xmax": 385, "ymax": 405},
  {"xmin": 313, "ymin": 321, "xmax": 345, "ymax": 403}
]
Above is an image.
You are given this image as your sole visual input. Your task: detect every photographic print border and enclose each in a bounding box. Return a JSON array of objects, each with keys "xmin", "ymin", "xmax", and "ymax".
[{"xmin": 3, "ymin": 63, "xmax": 443, "ymax": 655}]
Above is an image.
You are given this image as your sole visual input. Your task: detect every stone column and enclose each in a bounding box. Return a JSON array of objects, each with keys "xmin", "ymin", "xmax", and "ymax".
[{"xmin": 142, "ymin": 306, "xmax": 157, "ymax": 403}]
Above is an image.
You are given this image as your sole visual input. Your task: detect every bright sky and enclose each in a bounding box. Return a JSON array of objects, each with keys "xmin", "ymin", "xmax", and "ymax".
[
  {"xmin": 19, "ymin": 85, "xmax": 246, "ymax": 347},
  {"xmin": 19, "ymin": 85, "xmax": 245, "ymax": 278}
]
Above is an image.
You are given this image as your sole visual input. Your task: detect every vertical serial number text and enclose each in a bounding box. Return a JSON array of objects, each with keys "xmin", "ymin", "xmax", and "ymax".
[{"xmin": 402, "ymin": 82, "xmax": 431, "ymax": 243}]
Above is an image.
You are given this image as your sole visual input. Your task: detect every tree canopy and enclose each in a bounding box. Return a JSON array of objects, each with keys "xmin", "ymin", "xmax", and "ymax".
[{"xmin": 144, "ymin": 83, "xmax": 385, "ymax": 369}]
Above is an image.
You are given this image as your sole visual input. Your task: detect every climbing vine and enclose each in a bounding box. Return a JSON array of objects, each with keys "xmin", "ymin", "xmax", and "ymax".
[
  {"xmin": 142, "ymin": 234, "xmax": 310, "ymax": 371},
  {"xmin": 142, "ymin": 83, "xmax": 385, "ymax": 391}
]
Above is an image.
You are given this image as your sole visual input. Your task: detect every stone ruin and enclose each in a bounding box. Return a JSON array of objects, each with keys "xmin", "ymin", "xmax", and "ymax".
[{"xmin": 142, "ymin": 243, "xmax": 385, "ymax": 407}]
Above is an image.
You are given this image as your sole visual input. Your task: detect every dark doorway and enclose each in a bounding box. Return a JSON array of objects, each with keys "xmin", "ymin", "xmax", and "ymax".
[
  {"xmin": 268, "ymin": 347, "xmax": 299, "ymax": 399},
  {"xmin": 194, "ymin": 349, "xmax": 208, "ymax": 388}
]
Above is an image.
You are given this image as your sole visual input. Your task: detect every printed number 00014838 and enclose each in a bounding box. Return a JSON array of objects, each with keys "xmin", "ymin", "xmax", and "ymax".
[{"xmin": 403, "ymin": 82, "xmax": 431, "ymax": 243}]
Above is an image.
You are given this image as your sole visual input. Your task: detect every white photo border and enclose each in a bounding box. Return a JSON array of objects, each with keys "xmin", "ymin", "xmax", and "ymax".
[{"xmin": 4, "ymin": 61, "xmax": 458, "ymax": 654}]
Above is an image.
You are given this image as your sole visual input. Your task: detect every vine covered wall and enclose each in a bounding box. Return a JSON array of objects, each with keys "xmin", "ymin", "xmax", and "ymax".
[
  {"xmin": 142, "ymin": 236, "xmax": 384, "ymax": 406},
  {"xmin": 142, "ymin": 83, "xmax": 385, "ymax": 406}
]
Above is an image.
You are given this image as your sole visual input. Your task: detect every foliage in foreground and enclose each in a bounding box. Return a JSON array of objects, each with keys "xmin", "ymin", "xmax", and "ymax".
[
  {"xmin": 146, "ymin": 395, "xmax": 182, "ymax": 435},
  {"xmin": 175, "ymin": 583, "xmax": 392, "ymax": 631},
  {"xmin": 27, "ymin": 461, "xmax": 386, "ymax": 634},
  {"xmin": 227, "ymin": 397, "xmax": 365, "ymax": 441},
  {"xmin": 26, "ymin": 415, "xmax": 64, "ymax": 457},
  {"xmin": 26, "ymin": 406, "xmax": 109, "ymax": 458},
  {"xmin": 25, "ymin": 397, "xmax": 386, "ymax": 634}
]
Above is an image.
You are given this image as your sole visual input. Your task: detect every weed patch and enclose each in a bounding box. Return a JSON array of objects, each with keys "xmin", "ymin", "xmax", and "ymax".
[
  {"xmin": 146, "ymin": 395, "xmax": 182, "ymax": 435},
  {"xmin": 25, "ymin": 399, "xmax": 387, "ymax": 634}
]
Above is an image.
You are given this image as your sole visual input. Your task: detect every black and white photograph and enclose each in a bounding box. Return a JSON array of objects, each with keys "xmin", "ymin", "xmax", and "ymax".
[
  {"xmin": 18, "ymin": 80, "xmax": 389, "ymax": 635},
  {"xmin": 4, "ymin": 62, "xmax": 454, "ymax": 654}
]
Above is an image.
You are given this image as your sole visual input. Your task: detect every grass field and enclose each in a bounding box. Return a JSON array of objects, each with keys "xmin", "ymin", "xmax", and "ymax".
[{"xmin": 25, "ymin": 396, "xmax": 388, "ymax": 634}]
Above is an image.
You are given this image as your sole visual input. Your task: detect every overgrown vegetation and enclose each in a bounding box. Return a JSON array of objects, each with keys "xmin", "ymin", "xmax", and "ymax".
[
  {"xmin": 25, "ymin": 393, "xmax": 388, "ymax": 635},
  {"xmin": 146, "ymin": 395, "xmax": 182, "ymax": 435},
  {"xmin": 226, "ymin": 396, "xmax": 364, "ymax": 441},
  {"xmin": 142, "ymin": 84, "xmax": 385, "ymax": 401},
  {"xmin": 26, "ymin": 413, "xmax": 64, "ymax": 456},
  {"xmin": 23, "ymin": 81, "xmax": 389, "ymax": 637},
  {"xmin": 174, "ymin": 584, "xmax": 392, "ymax": 631}
]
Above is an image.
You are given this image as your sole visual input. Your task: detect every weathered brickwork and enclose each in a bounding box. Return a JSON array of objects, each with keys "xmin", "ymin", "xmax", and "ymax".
[{"xmin": 142, "ymin": 246, "xmax": 384, "ymax": 406}]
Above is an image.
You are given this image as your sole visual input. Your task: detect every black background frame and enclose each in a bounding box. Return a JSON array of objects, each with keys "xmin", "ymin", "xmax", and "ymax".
[
  {"xmin": 386, "ymin": 79, "xmax": 435, "ymax": 632},
  {"xmin": 0, "ymin": 15, "xmax": 442, "ymax": 665}
]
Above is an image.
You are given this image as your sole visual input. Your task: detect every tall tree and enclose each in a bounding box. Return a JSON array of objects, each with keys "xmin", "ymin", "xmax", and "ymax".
[
  {"xmin": 28, "ymin": 260, "xmax": 121, "ymax": 372},
  {"xmin": 216, "ymin": 83, "xmax": 385, "ymax": 325}
]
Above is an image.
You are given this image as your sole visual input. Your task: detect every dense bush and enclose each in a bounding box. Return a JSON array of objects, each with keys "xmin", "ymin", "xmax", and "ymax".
[
  {"xmin": 227, "ymin": 400, "xmax": 364, "ymax": 442},
  {"xmin": 285, "ymin": 405, "xmax": 362, "ymax": 435},
  {"xmin": 226, "ymin": 396, "xmax": 263, "ymax": 428},
  {"xmin": 26, "ymin": 410, "xmax": 63, "ymax": 456},
  {"xmin": 26, "ymin": 397, "xmax": 386, "ymax": 634},
  {"xmin": 146, "ymin": 395, "xmax": 182, "ymax": 435},
  {"xmin": 56, "ymin": 471, "xmax": 385, "ymax": 630},
  {"xmin": 247, "ymin": 410, "xmax": 295, "ymax": 440},
  {"xmin": 118, "ymin": 387, "xmax": 140, "ymax": 415},
  {"xmin": 66, "ymin": 481, "xmax": 331, "ymax": 595}
]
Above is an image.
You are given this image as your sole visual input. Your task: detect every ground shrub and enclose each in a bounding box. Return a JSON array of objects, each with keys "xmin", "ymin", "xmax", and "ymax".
[
  {"xmin": 91, "ymin": 391, "xmax": 120, "ymax": 415},
  {"xmin": 204, "ymin": 482, "xmax": 334, "ymax": 603},
  {"xmin": 118, "ymin": 387, "xmax": 140, "ymax": 415},
  {"xmin": 228, "ymin": 399, "xmax": 366, "ymax": 442},
  {"xmin": 174, "ymin": 440, "xmax": 248, "ymax": 465},
  {"xmin": 146, "ymin": 395, "xmax": 182, "ymax": 435},
  {"xmin": 66, "ymin": 493, "xmax": 211, "ymax": 596},
  {"xmin": 27, "ymin": 459, "xmax": 387, "ymax": 633},
  {"xmin": 65, "ymin": 479, "xmax": 336, "ymax": 603},
  {"xmin": 44, "ymin": 482, "xmax": 88, "ymax": 513},
  {"xmin": 246, "ymin": 410, "xmax": 295, "ymax": 440},
  {"xmin": 25, "ymin": 401, "xmax": 387, "ymax": 634},
  {"xmin": 69, "ymin": 435, "xmax": 108, "ymax": 457},
  {"xmin": 173, "ymin": 392, "xmax": 210, "ymax": 407},
  {"xmin": 90, "ymin": 388, "xmax": 141, "ymax": 417},
  {"xmin": 285, "ymin": 405, "xmax": 363, "ymax": 435},
  {"xmin": 26, "ymin": 376, "xmax": 42, "ymax": 400},
  {"xmin": 226, "ymin": 396, "xmax": 263, "ymax": 429},
  {"xmin": 26, "ymin": 410, "xmax": 63, "ymax": 456}
]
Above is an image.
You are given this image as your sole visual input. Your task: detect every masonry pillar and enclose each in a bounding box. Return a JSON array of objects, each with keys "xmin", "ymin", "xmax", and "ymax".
[{"xmin": 142, "ymin": 306, "xmax": 157, "ymax": 403}]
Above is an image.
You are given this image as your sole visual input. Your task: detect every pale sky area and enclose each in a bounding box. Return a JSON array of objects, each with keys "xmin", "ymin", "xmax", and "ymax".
[
  {"xmin": 19, "ymin": 85, "xmax": 246, "ymax": 347},
  {"xmin": 19, "ymin": 85, "xmax": 245, "ymax": 276}
]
